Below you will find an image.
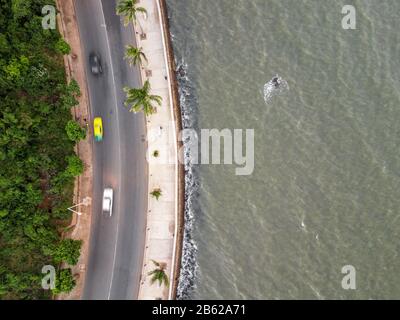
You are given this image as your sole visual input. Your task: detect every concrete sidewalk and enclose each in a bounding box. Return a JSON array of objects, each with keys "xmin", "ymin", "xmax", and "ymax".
[{"xmin": 134, "ymin": 0, "xmax": 181, "ymax": 300}]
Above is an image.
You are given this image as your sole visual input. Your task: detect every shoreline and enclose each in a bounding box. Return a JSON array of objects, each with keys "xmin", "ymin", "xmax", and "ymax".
[{"xmin": 158, "ymin": 0, "xmax": 185, "ymax": 300}]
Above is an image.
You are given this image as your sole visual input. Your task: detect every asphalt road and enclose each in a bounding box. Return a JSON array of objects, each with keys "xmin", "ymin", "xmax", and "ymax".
[{"xmin": 74, "ymin": 0, "xmax": 148, "ymax": 300}]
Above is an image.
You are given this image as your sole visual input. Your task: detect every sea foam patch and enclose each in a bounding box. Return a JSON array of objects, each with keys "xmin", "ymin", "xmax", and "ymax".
[
  {"xmin": 175, "ymin": 58, "xmax": 199, "ymax": 300},
  {"xmin": 263, "ymin": 74, "xmax": 289, "ymax": 104}
]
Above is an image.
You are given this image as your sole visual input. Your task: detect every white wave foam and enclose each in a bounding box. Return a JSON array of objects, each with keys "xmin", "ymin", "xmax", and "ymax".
[
  {"xmin": 263, "ymin": 74, "xmax": 289, "ymax": 104},
  {"xmin": 175, "ymin": 58, "xmax": 199, "ymax": 300}
]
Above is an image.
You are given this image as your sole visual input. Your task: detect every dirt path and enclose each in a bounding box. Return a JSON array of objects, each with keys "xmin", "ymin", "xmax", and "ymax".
[{"xmin": 55, "ymin": 0, "xmax": 93, "ymax": 300}]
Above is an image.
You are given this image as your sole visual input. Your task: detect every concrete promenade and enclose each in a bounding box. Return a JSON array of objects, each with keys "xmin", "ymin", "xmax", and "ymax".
[{"xmin": 135, "ymin": 0, "xmax": 183, "ymax": 300}]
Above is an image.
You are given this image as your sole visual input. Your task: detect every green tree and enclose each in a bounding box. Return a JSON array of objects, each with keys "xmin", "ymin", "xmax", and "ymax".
[
  {"xmin": 53, "ymin": 239, "xmax": 82, "ymax": 265},
  {"xmin": 65, "ymin": 120, "xmax": 86, "ymax": 142},
  {"xmin": 0, "ymin": 209, "xmax": 8, "ymax": 218},
  {"xmin": 59, "ymin": 79, "xmax": 81, "ymax": 109},
  {"xmin": 116, "ymin": 0, "xmax": 147, "ymax": 26},
  {"xmin": 11, "ymin": 0, "xmax": 31, "ymax": 20},
  {"xmin": 124, "ymin": 45, "xmax": 147, "ymax": 66},
  {"xmin": 65, "ymin": 155, "xmax": 84, "ymax": 177},
  {"xmin": 150, "ymin": 188, "xmax": 162, "ymax": 200},
  {"xmin": 1, "ymin": 271, "xmax": 41, "ymax": 299},
  {"xmin": 67, "ymin": 79, "xmax": 81, "ymax": 96},
  {"xmin": 0, "ymin": 0, "xmax": 82, "ymax": 299},
  {"xmin": 3, "ymin": 56, "xmax": 29, "ymax": 82},
  {"xmin": 55, "ymin": 38, "xmax": 71, "ymax": 55},
  {"xmin": 147, "ymin": 260, "xmax": 169, "ymax": 287},
  {"xmin": 60, "ymin": 93, "xmax": 79, "ymax": 109},
  {"xmin": 53, "ymin": 269, "xmax": 76, "ymax": 294},
  {"xmin": 0, "ymin": 34, "xmax": 10, "ymax": 54},
  {"xmin": 51, "ymin": 199, "xmax": 73, "ymax": 220},
  {"xmin": 124, "ymin": 80, "xmax": 162, "ymax": 115}
]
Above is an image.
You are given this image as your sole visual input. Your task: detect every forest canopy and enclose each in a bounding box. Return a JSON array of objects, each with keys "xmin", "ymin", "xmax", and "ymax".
[{"xmin": 0, "ymin": 0, "xmax": 83, "ymax": 299}]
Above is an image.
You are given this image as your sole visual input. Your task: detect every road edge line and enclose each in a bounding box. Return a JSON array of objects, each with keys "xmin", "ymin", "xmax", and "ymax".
[{"xmin": 55, "ymin": 0, "xmax": 94, "ymax": 300}]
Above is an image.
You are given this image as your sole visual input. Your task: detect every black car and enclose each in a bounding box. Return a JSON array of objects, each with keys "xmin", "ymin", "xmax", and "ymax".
[{"xmin": 89, "ymin": 53, "xmax": 102, "ymax": 75}]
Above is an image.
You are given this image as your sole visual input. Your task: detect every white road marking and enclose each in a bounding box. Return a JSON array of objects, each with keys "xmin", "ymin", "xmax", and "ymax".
[{"xmin": 98, "ymin": 0, "xmax": 123, "ymax": 300}]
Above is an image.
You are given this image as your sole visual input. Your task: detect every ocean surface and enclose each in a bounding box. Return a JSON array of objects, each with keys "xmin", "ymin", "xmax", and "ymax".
[{"xmin": 167, "ymin": 0, "xmax": 400, "ymax": 299}]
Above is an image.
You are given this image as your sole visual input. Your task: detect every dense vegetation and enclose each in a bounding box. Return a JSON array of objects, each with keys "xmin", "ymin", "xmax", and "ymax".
[{"xmin": 0, "ymin": 0, "xmax": 83, "ymax": 299}]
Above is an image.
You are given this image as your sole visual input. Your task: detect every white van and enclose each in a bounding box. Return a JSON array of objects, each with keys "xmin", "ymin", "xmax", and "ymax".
[{"xmin": 102, "ymin": 188, "xmax": 113, "ymax": 216}]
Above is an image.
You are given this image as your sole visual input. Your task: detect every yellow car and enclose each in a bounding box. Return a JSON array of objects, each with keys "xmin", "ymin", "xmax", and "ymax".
[{"xmin": 93, "ymin": 117, "xmax": 103, "ymax": 142}]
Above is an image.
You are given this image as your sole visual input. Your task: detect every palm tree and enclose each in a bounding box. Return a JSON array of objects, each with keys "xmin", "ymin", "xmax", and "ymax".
[
  {"xmin": 148, "ymin": 260, "xmax": 169, "ymax": 287},
  {"xmin": 116, "ymin": 0, "xmax": 147, "ymax": 26},
  {"xmin": 150, "ymin": 188, "xmax": 162, "ymax": 200},
  {"xmin": 124, "ymin": 80, "xmax": 162, "ymax": 115},
  {"xmin": 124, "ymin": 45, "xmax": 147, "ymax": 67}
]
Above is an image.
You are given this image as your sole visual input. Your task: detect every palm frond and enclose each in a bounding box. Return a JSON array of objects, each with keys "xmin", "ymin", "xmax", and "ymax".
[
  {"xmin": 147, "ymin": 260, "xmax": 169, "ymax": 287},
  {"xmin": 124, "ymin": 45, "xmax": 147, "ymax": 66},
  {"xmin": 123, "ymin": 81, "xmax": 162, "ymax": 115},
  {"xmin": 116, "ymin": 0, "xmax": 147, "ymax": 26}
]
